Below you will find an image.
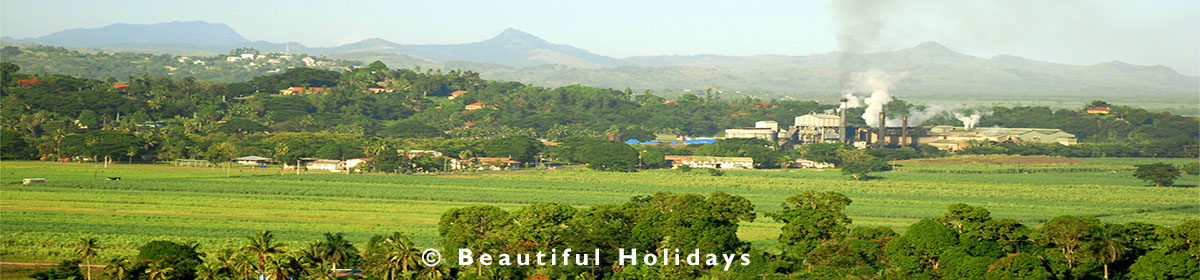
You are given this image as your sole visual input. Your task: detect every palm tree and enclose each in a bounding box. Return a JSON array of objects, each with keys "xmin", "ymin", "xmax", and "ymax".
[
  {"xmin": 318, "ymin": 232, "xmax": 358, "ymax": 271},
  {"xmin": 196, "ymin": 261, "xmax": 224, "ymax": 280},
  {"xmin": 231, "ymin": 252, "xmax": 257, "ymax": 280},
  {"xmin": 103, "ymin": 256, "xmax": 131, "ymax": 280},
  {"xmin": 415, "ymin": 264, "xmax": 450, "ymax": 280},
  {"xmin": 145, "ymin": 262, "xmax": 175, "ymax": 280},
  {"xmin": 74, "ymin": 236, "xmax": 102, "ymax": 280},
  {"xmin": 243, "ymin": 231, "xmax": 287, "ymax": 276},
  {"xmin": 373, "ymin": 232, "xmax": 419, "ymax": 280},
  {"xmin": 1090, "ymin": 226, "xmax": 1128, "ymax": 279},
  {"xmin": 264, "ymin": 255, "xmax": 299, "ymax": 280}
]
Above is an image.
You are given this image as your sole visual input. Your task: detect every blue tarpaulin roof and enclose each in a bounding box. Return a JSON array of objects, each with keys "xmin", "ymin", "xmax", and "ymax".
[
  {"xmin": 683, "ymin": 139, "xmax": 717, "ymax": 145},
  {"xmin": 644, "ymin": 141, "xmax": 661, "ymax": 144},
  {"xmin": 624, "ymin": 139, "xmax": 641, "ymax": 144}
]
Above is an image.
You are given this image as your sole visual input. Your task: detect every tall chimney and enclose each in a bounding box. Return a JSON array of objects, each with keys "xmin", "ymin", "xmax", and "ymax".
[
  {"xmin": 877, "ymin": 111, "xmax": 886, "ymax": 148},
  {"xmin": 839, "ymin": 98, "xmax": 848, "ymax": 144},
  {"xmin": 901, "ymin": 116, "xmax": 909, "ymax": 146}
]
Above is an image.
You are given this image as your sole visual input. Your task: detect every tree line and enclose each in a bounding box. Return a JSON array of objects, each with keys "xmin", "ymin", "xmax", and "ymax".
[{"xmin": 37, "ymin": 191, "xmax": 1200, "ymax": 280}]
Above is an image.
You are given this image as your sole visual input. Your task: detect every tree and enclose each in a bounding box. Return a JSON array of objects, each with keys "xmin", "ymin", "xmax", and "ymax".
[
  {"xmin": 886, "ymin": 219, "xmax": 958, "ymax": 277},
  {"xmin": 1, "ymin": 131, "xmax": 34, "ymax": 160},
  {"xmin": 983, "ymin": 253, "xmax": 1054, "ymax": 280},
  {"xmin": 566, "ymin": 138, "xmax": 638, "ymax": 172},
  {"xmin": 1133, "ymin": 163, "xmax": 1180, "ymax": 187},
  {"xmin": 104, "ymin": 256, "xmax": 132, "ymax": 280},
  {"xmin": 243, "ymin": 230, "xmax": 287, "ymax": 276},
  {"xmin": 77, "ymin": 109, "xmax": 99, "ymax": 129},
  {"xmin": 74, "ymin": 236, "xmax": 102, "ymax": 280},
  {"xmin": 368, "ymin": 232, "xmax": 419, "ymax": 280},
  {"xmin": 1089, "ymin": 225, "xmax": 1128, "ymax": 279},
  {"xmin": 837, "ymin": 149, "xmax": 888, "ymax": 180},
  {"xmin": 438, "ymin": 206, "xmax": 510, "ymax": 253},
  {"xmin": 205, "ymin": 142, "xmax": 239, "ymax": 176},
  {"xmin": 318, "ymin": 232, "xmax": 358, "ymax": 271},
  {"xmin": 31, "ymin": 259, "xmax": 85, "ymax": 280},
  {"xmin": 480, "ymin": 135, "xmax": 543, "ymax": 163},
  {"xmin": 145, "ymin": 262, "xmax": 175, "ymax": 280},
  {"xmin": 639, "ymin": 148, "xmax": 667, "ymax": 168},
  {"xmin": 766, "ymin": 191, "xmax": 853, "ymax": 263},
  {"xmin": 1041, "ymin": 215, "xmax": 1100, "ymax": 270},
  {"xmin": 136, "ymin": 240, "xmax": 202, "ymax": 280}
]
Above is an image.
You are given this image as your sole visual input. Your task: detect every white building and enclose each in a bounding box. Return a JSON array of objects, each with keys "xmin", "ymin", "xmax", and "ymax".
[
  {"xmin": 345, "ymin": 158, "xmax": 372, "ymax": 169},
  {"xmin": 306, "ymin": 160, "xmax": 345, "ymax": 172},
  {"xmin": 664, "ymin": 156, "xmax": 754, "ymax": 169}
]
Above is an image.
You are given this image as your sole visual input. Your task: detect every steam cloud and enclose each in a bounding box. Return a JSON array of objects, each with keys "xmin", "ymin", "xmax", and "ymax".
[
  {"xmin": 842, "ymin": 70, "xmax": 906, "ymax": 128},
  {"xmin": 833, "ymin": 0, "xmax": 905, "ymax": 128},
  {"xmin": 953, "ymin": 112, "xmax": 983, "ymax": 129}
]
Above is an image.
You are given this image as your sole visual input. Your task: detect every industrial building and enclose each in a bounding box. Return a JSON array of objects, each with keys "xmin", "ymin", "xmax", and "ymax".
[
  {"xmin": 723, "ymin": 99, "xmax": 1077, "ymax": 151},
  {"xmin": 722, "ymin": 99, "xmax": 852, "ymax": 147}
]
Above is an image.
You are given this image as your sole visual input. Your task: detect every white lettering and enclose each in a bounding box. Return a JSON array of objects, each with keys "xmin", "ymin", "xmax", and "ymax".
[
  {"xmin": 619, "ymin": 248, "xmax": 636, "ymax": 265},
  {"xmin": 458, "ymin": 248, "xmax": 473, "ymax": 266}
]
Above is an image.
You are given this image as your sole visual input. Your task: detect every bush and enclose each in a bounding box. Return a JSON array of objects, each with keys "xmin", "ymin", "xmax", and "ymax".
[
  {"xmin": 31, "ymin": 259, "xmax": 84, "ymax": 280},
  {"xmin": 706, "ymin": 168, "xmax": 725, "ymax": 176},
  {"xmin": 1179, "ymin": 162, "xmax": 1199, "ymax": 175}
]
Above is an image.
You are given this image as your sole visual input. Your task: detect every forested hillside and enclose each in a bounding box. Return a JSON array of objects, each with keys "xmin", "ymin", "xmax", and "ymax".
[{"xmin": 2, "ymin": 59, "xmax": 1197, "ymax": 167}]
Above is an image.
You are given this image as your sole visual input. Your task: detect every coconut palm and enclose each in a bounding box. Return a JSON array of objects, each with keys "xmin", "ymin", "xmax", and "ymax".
[
  {"xmin": 231, "ymin": 252, "xmax": 257, "ymax": 280},
  {"xmin": 1090, "ymin": 226, "xmax": 1128, "ymax": 279},
  {"xmin": 243, "ymin": 231, "xmax": 287, "ymax": 276},
  {"xmin": 145, "ymin": 262, "xmax": 175, "ymax": 280},
  {"xmin": 196, "ymin": 261, "xmax": 224, "ymax": 280},
  {"xmin": 415, "ymin": 264, "xmax": 450, "ymax": 280},
  {"xmin": 317, "ymin": 232, "xmax": 358, "ymax": 271},
  {"xmin": 372, "ymin": 232, "xmax": 419, "ymax": 280},
  {"xmin": 264, "ymin": 255, "xmax": 300, "ymax": 280},
  {"xmin": 103, "ymin": 256, "xmax": 131, "ymax": 280},
  {"xmin": 74, "ymin": 236, "xmax": 102, "ymax": 280}
]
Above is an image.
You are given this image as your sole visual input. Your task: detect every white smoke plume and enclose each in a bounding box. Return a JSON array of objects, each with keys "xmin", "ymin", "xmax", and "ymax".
[
  {"xmin": 841, "ymin": 69, "xmax": 907, "ymax": 128},
  {"xmin": 953, "ymin": 112, "xmax": 983, "ymax": 129}
]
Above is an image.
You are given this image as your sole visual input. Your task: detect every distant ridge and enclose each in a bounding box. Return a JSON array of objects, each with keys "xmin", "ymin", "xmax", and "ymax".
[
  {"xmin": 8, "ymin": 21, "xmax": 248, "ymax": 47},
  {"xmin": 4, "ymin": 21, "xmax": 1197, "ymax": 101}
]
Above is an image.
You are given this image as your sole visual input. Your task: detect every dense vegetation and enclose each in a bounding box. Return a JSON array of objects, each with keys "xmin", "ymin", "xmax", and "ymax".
[
  {"xmin": 2, "ymin": 56, "xmax": 1196, "ymax": 179},
  {"xmin": 16, "ymin": 182, "xmax": 1199, "ymax": 279}
]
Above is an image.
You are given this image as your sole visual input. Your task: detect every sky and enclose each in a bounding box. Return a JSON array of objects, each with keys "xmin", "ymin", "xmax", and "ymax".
[{"xmin": 2, "ymin": 0, "xmax": 1198, "ymax": 75}]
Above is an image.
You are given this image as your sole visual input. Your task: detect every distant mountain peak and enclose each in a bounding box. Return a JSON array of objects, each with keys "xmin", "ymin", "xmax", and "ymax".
[
  {"xmin": 916, "ymin": 41, "xmax": 953, "ymax": 51},
  {"xmin": 489, "ymin": 28, "xmax": 547, "ymax": 44}
]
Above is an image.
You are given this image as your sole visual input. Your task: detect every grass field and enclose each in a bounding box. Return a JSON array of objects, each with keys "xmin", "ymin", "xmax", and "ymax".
[{"xmin": 2, "ymin": 158, "xmax": 1197, "ymax": 265}]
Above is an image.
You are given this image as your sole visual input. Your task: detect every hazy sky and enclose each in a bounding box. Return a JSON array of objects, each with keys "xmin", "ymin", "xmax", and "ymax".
[{"xmin": 2, "ymin": 0, "xmax": 1198, "ymax": 75}]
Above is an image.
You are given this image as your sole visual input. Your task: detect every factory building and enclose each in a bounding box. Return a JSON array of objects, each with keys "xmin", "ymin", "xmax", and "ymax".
[{"xmin": 723, "ymin": 99, "xmax": 852, "ymax": 147}]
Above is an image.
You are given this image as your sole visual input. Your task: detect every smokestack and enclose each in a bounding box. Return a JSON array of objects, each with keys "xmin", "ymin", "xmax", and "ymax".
[
  {"xmin": 877, "ymin": 111, "xmax": 886, "ymax": 148},
  {"xmin": 901, "ymin": 116, "xmax": 909, "ymax": 146},
  {"xmin": 839, "ymin": 98, "xmax": 848, "ymax": 143}
]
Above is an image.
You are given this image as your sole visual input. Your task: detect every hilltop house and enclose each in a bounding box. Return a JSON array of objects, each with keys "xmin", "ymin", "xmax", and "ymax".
[
  {"xmin": 1087, "ymin": 107, "xmax": 1111, "ymax": 115},
  {"xmin": 465, "ymin": 102, "xmax": 485, "ymax": 110},
  {"xmin": 449, "ymin": 90, "xmax": 469, "ymax": 99}
]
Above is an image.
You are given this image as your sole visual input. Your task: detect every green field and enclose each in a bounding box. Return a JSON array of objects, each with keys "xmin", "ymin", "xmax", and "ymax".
[{"xmin": 2, "ymin": 159, "xmax": 1197, "ymax": 264}]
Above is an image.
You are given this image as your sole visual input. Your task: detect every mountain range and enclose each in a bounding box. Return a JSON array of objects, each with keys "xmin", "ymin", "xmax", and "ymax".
[{"xmin": 4, "ymin": 21, "xmax": 1197, "ymax": 102}]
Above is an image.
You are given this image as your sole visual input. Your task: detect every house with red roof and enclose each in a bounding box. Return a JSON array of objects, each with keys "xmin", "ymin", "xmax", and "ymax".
[
  {"xmin": 465, "ymin": 102, "xmax": 484, "ymax": 110},
  {"xmin": 449, "ymin": 90, "xmax": 469, "ymax": 99},
  {"xmin": 1086, "ymin": 107, "xmax": 1111, "ymax": 115}
]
